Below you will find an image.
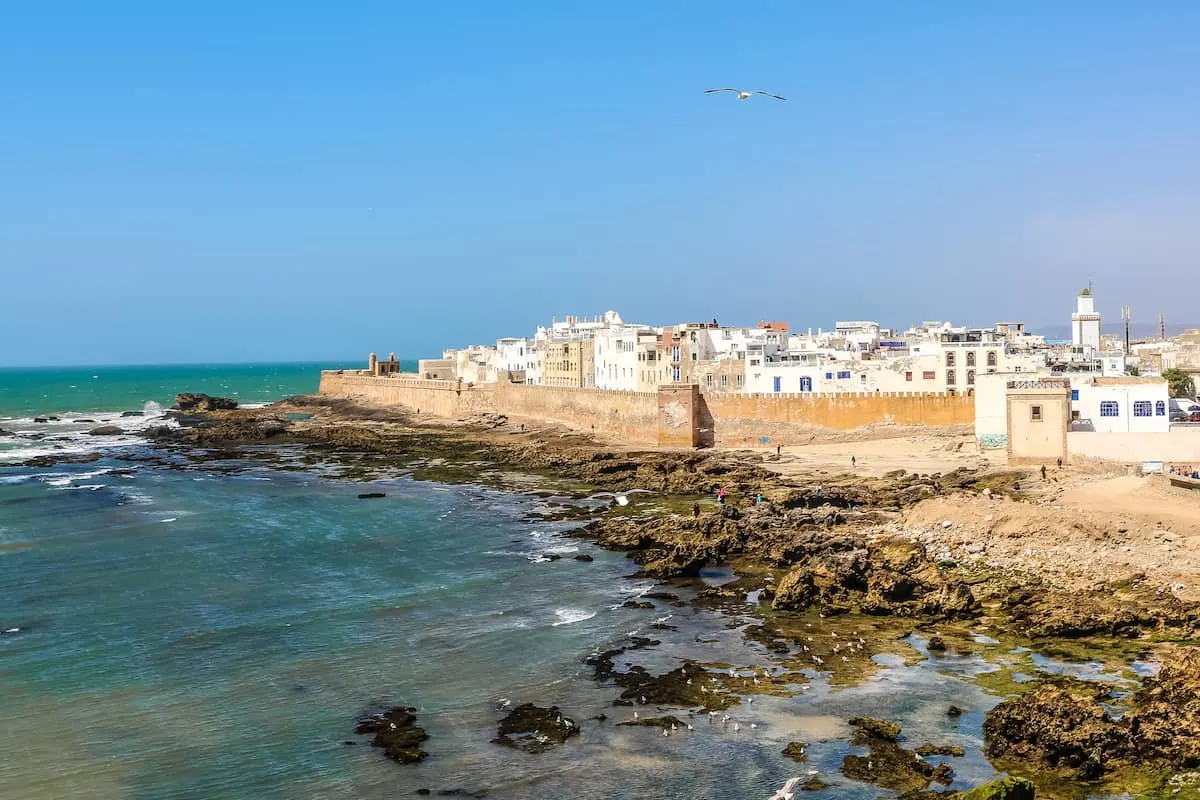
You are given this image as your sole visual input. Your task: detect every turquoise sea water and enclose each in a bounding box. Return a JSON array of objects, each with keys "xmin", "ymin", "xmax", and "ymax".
[
  {"xmin": 0, "ymin": 362, "xmax": 392, "ymax": 418},
  {"xmin": 0, "ymin": 365, "xmax": 1149, "ymax": 799}
]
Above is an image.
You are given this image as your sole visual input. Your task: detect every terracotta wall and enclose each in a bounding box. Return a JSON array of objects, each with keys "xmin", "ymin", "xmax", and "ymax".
[
  {"xmin": 701, "ymin": 391, "xmax": 975, "ymax": 447},
  {"xmin": 317, "ymin": 373, "xmax": 495, "ymax": 418},
  {"xmin": 318, "ymin": 373, "xmax": 974, "ymax": 447}
]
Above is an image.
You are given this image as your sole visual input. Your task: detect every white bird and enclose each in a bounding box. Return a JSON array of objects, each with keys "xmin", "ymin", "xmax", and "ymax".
[
  {"xmin": 687, "ymin": 723, "xmax": 694, "ymax": 730},
  {"xmin": 633, "ymin": 711, "xmax": 639, "ymax": 720},
  {"xmin": 705, "ymin": 88, "xmax": 786, "ymax": 101},
  {"xmin": 733, "ymin": 722, "xmax": 741, "ymax": 732},
  {"xmin": 769, "ymin": 776, "xmax": 802, "ymax": 800},
  {"xmin": 750, "ymin": 722, "xmax": 758, "ymax": 729}
]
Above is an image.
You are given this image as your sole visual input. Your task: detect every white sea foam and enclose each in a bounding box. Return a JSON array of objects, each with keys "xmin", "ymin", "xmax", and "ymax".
[{"xmin": 552, "ymin": 608, "xmax": 597, "ymax": 626}]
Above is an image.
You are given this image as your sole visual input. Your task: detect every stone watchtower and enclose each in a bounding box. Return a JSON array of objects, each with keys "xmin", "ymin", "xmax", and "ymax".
[{"xmin": 368, "ymin": 352, "xmax": 378, "ymax": 375}]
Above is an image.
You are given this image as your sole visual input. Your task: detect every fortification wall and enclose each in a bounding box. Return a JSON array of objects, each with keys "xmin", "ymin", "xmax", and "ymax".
[
  {"xmin": 701, "ymin": 391, "xmax": 975, "ymax": 447},
  {"xmin": 495, "ymin": 382, "xmax": 660, "ymax": 443},
  {"xmin": 318, "ymin": 373, "xmax": 975, "ymax": 447},
  {"xmin": 317, "ymin": 372, "xmax": 495, "ymax": 418}
]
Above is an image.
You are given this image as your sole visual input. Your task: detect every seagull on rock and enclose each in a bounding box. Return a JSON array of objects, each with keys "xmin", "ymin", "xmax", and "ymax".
[{"xmin": 706, "ymin": 88, "xmax": 786, "ymax": 101}]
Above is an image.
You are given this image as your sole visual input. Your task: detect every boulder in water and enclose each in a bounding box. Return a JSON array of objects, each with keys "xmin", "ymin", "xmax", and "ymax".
[
  {"xmin": 33, "ymin": 417, "xmax": 49, "ymax": 423},
  {"xmin": 174, "ymin": 393, "xmax": 238, "ymax": 412},
  {"xmin": 357, "ymin": 492, "xmax": 386, "ymax": 499},
  {"xmin": 0, "ymin": 428, "xmax": 13, "ymax": 437},
  {"xmin": 121, "ymin": 411, "xmax": 144, "ymax": 417},
  {"xmin": 492, "ymin": 703, "xmax": 580, "ymax": 752},
  {"xmin": 88, "ymin": 426, "xmax": 126, "ymax": 436},
  {"xmin": 354, "ymin": 706, "xmax": 428, "ymax": 763}
]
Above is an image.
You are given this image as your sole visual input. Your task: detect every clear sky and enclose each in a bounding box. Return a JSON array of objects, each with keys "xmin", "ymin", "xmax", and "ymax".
[{"xmin": 2, "ymin": 1, "xmax": 1198, "ymax": 365}]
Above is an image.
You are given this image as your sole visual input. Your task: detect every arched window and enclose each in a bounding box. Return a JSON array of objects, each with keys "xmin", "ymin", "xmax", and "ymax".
[
  {"xmin": 967, "ymin": 369, "xmax": 976, "ymax": 385},
  {"xmin": 986, "ymin": 351, "xmax": 998, "ymax": 367},
  {"xmin": 1156, "ymin": 400, "xmax": 1166, "ymax": 416},
  {"xmin": 966, "ymin": 351, "xmax": 976, "ymax": 367},
  {"xmin": 946, "ymin": 369, "xmax": 957, "ymax": 386}
]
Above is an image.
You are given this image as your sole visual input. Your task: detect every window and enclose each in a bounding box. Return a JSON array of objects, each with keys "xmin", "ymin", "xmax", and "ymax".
[
  {"xmin": 966, "ymin": 351, "xmax": 976, "ymax": 367},
  {"xmin": 905, "ymin": 372, "xmax": 913, "ymax": 382},
  {"xmin": 672, "ymin": 365, "xmax": 681, "ymax": 382},
  {"xmin": 1031, "ymin": 405, "xmax": 1043, "ymax": 421},
  {"xmin": 1071, "ymin": 389, "xmax": 1079, "ymax": 401},
  {"xmin": 751, "ymin": 359, "xmax": 761, "ymax": 366},
  {"xmin": 691, "ymin": 351, "xmax": 698, "ymax": 361},
  {"xmin": 860, "ymin": 373, "xmax": 867, "ymax": 382},
  {"xmin": 946, "ymin": 352, "xmax": 956, "ymax": 367},
  {"xmin": 967, "ymin": 369, "xmax": 975, "ymax": 386},
  {"xmin": 923, "ymin": 371, "xmax": 936, "ymax": 380},
  {"xmin": 987, "ymin": 351, "xmax": 998, "ymax": 367},
  {"xmin": 837, "ymin": 370, "xmax": 851, "ymax": 380},
  {"xmin": 671, "ymin": 345, "xmax": 680, "ymax": 362},
  {"xmin": 1133, "ymin": 401, "xmax": 1153, "ymax": 417},
  {"xmin": 736, "ymin": 375, "xmax": 743, "ymax": 388},
  {"xmin": 720, "ymin": 374, "xmax": 728, "ymax": 388},
  {"xmin": 799, "ymin": 376, "xmax": 812, "ymax": 392},
  {"xmin": 706, "ymin": 374, "xmax": 713, "ymax": 388},
  {"xmin": 825, "ymin": 372, "xmax": 833, "ymax": 380},
  {"xmin": 946, "ymin": 369, "xmax": 956, "ymax": 385},
  {"xmin": 1100, "ymin": 400, "xmax": 1119, "ymax": 417},
  {"xmin": 1156, "ymin": 400, "xmax": 1166, "ymax": 416}
]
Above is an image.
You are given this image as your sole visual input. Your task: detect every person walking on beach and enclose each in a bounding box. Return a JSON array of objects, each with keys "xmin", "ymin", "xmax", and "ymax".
[
  {"xmin": 717, "ymin": 488, "xmax": 726, "ymax": 506},
  {"xmin": 1041, "ymin": 465, "xmax": 1047, "ymax": 480},
  {"xmin": 851, "ymin": 456, "xmax": 856, "ymax": 468},
  {"xmin": 776, "ymin": 444, "xmax": 781, "ymax": 456},
  {"xmin": 1056, "ymin": 457, "xmax": 1063, "ymax": 469}
]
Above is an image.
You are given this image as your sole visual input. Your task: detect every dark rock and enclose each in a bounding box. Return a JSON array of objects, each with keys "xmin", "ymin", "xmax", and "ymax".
[
  {"xmin": 842, "ymin": 737, "xmax": 937, "ymax": 792},
  {"xmin": 643, "ymin": 591, "xmax": 679, "ymax": 601},
  {"xmin": 850, "ymin": 717, "xmax": 902, "ymax": 742},
  {"xmin": 354, "ymin": 706, "xmax": 429, "ymax": 763},
  {"xmin": 957, "ymin": 778, "xmax": 1036, "ymax": 800},
  {"xmin": 927, "ymin": 635, "xmax": 947, "ymax": 652},
  {"xmin": 88, "ymin": 426, "xmax": 125, "ymax": 436},
  {"xmin": 616, "ymin": 715, "xmax": 685, "ymax": 728},
  {"xmin": 574, "ymin": 554, "xmax": 594, "ymax": 562},
  {"xmin": 33, "ymin": 417, "xmax": 49, "ymax": 423},
  {"xmin": 72, "ymin": 419, "xmax": 97, "ymax": 424},
  {"xmin": 540, "ymin": 553, "xmax": 562, "ymax": 561},
  {"xmin": 947, "ymin": 705, "xmax": 965, "ymax": 717},
  {"xmin": 798, "ymin": 776, "xmax": 830, "ymax": 791},
  {"xmin": 0, "ymin": 428, "xmax": 13, "ymax": 436},
  {"xmin": 121, "ymin": 411, "xmax": 144, "ymax": 417},
  {"xmin": 357, "ymin": 492, "xmax": 386, "ymax": 499},
  {"xmin": 492, "ymin": 703, "xmax": 579, "ymax": 753},
  {"xmin": 782, "ymin": 741, "xmax": 809, "ymax": 761},
  {"xmin": 621, "ymin": 600, "xmax": 653, "ymax": 609},
  {"xmin": 915, "ymin": 743, "xmax": 965, "ymax": 757},
  {"xmin": 174, "ymin": 392, "xmax": 238, "ymax": 412}
]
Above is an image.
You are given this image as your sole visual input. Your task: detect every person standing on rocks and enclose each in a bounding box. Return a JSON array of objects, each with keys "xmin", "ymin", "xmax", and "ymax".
[
  {"xmin": 1041, "ymin": 465, "xmax": 1047, "ymax": 480},
  {"xmin": 692, "ymin": 502, "xmax": 700, "ymax": 518},
  {"xmin": 717, "ymin": 488, "xmax": 726, "ymax": 506}
]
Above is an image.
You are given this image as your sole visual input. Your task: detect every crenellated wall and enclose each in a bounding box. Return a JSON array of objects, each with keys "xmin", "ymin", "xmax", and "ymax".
[{"xmin": 317, "ymin": 372, "xmax": 975, "ymax": 447}]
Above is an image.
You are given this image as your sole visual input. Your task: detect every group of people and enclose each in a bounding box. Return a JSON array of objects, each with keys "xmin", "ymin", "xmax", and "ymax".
[
  {"xmin": 693, "ymin": 486, "xmax": 764, "ymax": 517},
  {"xmin": 1169, "ymin": 465, "xmax": 1200, "ymax": 479}
]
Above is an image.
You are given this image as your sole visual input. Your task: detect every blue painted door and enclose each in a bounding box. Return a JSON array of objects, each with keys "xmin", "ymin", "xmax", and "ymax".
[
  {"xmin": 800, "ymin": 376, "xmax": 812, "ymax": 392},
  {"xmin": 773, "ymin": 376, "xmax": 782, "ymax": 393}
]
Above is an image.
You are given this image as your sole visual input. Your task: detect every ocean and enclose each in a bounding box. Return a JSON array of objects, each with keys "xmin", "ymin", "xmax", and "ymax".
[{"xmin": 0, "ymin": 364, "xmax": 1142, "ymax": 799}]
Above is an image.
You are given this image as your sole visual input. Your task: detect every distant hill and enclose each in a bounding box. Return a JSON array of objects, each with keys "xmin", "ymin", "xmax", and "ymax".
[{"xmin": 1031, "ymin": 322, "xmax": 1200, "ymax": 341}]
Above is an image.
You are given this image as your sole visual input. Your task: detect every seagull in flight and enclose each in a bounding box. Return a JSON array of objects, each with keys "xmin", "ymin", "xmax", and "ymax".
[{"xmin": 705, "ymin": 88, "xmax": 786, "ymax": 101}]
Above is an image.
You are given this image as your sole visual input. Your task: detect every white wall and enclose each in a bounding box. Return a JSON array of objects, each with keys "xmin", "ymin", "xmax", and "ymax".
[
  {"xmin": 1069, "ymin": 429, "xmax": 1200, "ymax": 463},
  {"xmin": 1072, "ymin": 380, "xmax": 1170, "ymax": 433},
  {"xmin": 593, "ymin": 325, "xmax": 643, "ymax": 391}
]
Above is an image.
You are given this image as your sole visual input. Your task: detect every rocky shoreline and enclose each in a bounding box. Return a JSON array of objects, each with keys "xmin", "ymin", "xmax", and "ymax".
[{"xmin": 54, "ymin": 393, "xmax": 1200, "ymax": 796}]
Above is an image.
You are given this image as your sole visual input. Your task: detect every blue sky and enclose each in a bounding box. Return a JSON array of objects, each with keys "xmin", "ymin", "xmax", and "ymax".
[{"xmin": 2, "ymin": 1, "xmax": 1198, "ymax": 365}]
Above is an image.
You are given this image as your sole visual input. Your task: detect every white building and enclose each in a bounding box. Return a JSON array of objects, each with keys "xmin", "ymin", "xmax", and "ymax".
[
  {"xmin": 1071, "ymin": 290, "xmax": 1102, "ymax": 350},
  {"xmin": 594, "ymin": 323, "xmax": 651, "ymax": 391},
  {"xmin": 496, "ymin": 338, "xmax": 530, "ymax": 376},
  {"xmin": 1070, "ymin": 376, "xmax": 1169, "ymax": 433}
]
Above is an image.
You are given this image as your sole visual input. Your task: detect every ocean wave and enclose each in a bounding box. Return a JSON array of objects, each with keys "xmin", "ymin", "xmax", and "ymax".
[{"xmin": 551, "ymin": 608, "xmax": 597, "ymax": 626}]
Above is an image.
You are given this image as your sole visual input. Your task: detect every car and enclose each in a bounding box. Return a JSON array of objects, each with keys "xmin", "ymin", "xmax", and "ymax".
[
  {"xmin": 1171, "ymin": 410, "xmax": 1189, "ymax": 422},
  {"xmin": 1191, "ymin": 411, "xmax": 1200, "ymax": 423}
]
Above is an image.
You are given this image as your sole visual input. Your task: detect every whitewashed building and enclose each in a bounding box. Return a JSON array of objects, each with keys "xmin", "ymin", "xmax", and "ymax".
[{"xmin": 1070, "ymin": 376, "xmax": 1170, "ymax": 433}]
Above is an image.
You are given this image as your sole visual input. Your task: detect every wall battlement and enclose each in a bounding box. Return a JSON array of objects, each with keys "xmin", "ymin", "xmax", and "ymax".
[{"xmin": 317, "ymin": 373, "xmax": 975, "ymax": 446}]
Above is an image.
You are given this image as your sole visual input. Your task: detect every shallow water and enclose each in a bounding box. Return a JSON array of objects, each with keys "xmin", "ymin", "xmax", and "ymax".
[{"xmin": 0, "ymin": 451, "xmax": 1160, "ymax": 799}]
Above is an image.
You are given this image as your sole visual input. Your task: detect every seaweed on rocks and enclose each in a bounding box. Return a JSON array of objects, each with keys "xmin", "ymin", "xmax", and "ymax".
[
  {"xmin": 354, "ymin": 706, "xmax": 429, "ymax": 763},
  {"xmin": 983, "ymin": 647, "xmax": 1200, "ymax": 780},
  {"xmin": 849, "ymin": 717, "xmax": 902, "ymax": 742},
  {"xmin": 492, "ymin": 704, "xmax": 580, "ymax": 753}
]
